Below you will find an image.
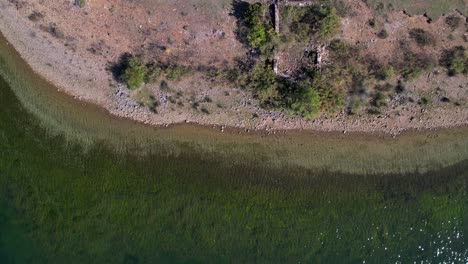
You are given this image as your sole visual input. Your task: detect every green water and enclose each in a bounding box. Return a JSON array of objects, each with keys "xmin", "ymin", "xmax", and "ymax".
[{"xmin": 1, "ymin": 34, "xmax": 468, "ymax": 263}]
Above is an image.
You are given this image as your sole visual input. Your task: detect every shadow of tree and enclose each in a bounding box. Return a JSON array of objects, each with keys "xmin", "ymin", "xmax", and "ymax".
[
  {"xmin": 230, "ymin": 0, "xmax": 250, "ymax": 46},
  {"xmin": 108, "ymin": 52, "xmax": 132, "ymax": 82}
]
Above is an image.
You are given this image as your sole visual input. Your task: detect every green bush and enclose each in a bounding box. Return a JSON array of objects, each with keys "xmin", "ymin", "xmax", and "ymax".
[
  {"xmin": 377, "ymin": 29, "xmax": 388, "ymax": 39},
  {"xmin": 449, "ymin": 56, "xmax": 467, "ymax": 75},
  {"xmin": 247, "ymin": 24, "xmax": 267, "ymax": 48},
  {"xmin": 398, "ymin": 51, "xmax": 434, "ymax": 81},
  {"xmin": 280, "ymin": 81, "xmax": 321, "ymax": 119},
  {"xmin": 243, "ymin": 3, "xmax": 264, "ymax": 26},
  {"xmin": 121, "ymin": 57, "xmax": 146, "ymax": 90},
  {"xmin": 144, "ymin": 65, "xmax": 162, "ymax": 83},
  {"xmin": 348, "ymin": 98, "xmax": 364, "ymax": 115},
  {"xmin": 316, "ymin": 82, "xmax": 346, "ymax": 113},
  {"xmin": 166, "ymin": 65, "xmax": 188, "ymax": 81},
  {"xmin": 328, "ymin": 39, "xmax": 357, "ymax": 66},
  {"xmin": 377, "ymin": 65, "xmax": 395, "ymax": 80},
  {"xmin": 318, "ymin": 7, "xmax": 339, "ymax": 39},
  {"xmin": 445, "ymin": 15, "xmax": 461, "ymax": 30},
  {"xmin": 245, "ymin": 63, "xmax": 278, "ymax": 104},
  {"xmin": 75, "ymin": 0, "xmax": 86, "ymax": 8},
  {"xmin": 420, "ymin": 96, "xmax": 430, "ymax": 105},
  {"xmin": 409, "ymin": 28, "xmax": 435, "ymax": 46},
  {"xmin": 440, "ymin": 46, "xmax": 467, "ymax": 76},
  {"xmin": 372, "ymin": 92, "xmax": 388, "ymax": 107},
  {"xmin": 241, "ymin": 3, "xmax": 271, "ymax": 49},
  {"xmin": 400, "ymin": 66, "xmax": 423, "ymax": 81},
  {"xmin": 450, "ymin": 56, "xmax": 466, "ymax": 74},
  {"xmin": 288, "ymin": 5, "xmax": 340, "ymax": 41}
]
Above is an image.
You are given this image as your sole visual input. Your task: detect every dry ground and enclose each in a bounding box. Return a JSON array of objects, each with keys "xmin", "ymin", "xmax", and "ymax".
[{"xmin": 0, "ymin": 0, "xmax": 467, "ymax": 134}]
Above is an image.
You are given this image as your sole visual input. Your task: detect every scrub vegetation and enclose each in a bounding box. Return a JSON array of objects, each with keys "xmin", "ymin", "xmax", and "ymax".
[
  {"xmin": 112, "ymin": 54, "xmax": 191, "ymax": 90},
  {"xmin": 440, "ymin": 46, "xmax": 468, "ymax": 76},
  {"xmin": 281, "ymin": 5, "xmax": 340, "ymax": 41},
  {"xmin": 75, "ymin": 0, "xmax": 86, "ymax": 8},
  {"xmin": 364, "ymin": 0, "xmax": 466, "ymax": 19},
  {"xmin": 229, "ymin": 1, "xmax": 343, "ymax": 118},
  {"xmin": 92, "ymin": 0, "xmax": 467, "ymax": 125}
]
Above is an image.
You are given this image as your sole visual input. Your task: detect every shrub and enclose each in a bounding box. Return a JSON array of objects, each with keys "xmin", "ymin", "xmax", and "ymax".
[
  {"xmin": 240, "ymin": 3, "xmax": 273, "ymax": 49},
  {"xmin": 318, "ymin": 7, "xmax": 339, "ymax": 39},
  {"xmin": 409, "ymin": 28, "xmax": 435, "ymax": 46},
  {"xmin": 449, "ymin": 56, "xmax": 467, "ymax": 75},
  {"xmin": 144, "ymin": 64, "xmax": 162, "ymax": 83},
  {"xmin": 289, "ymin": 5, "xmax": 340, "ymax": 40},
  {"xmin": 328, "ymin": 39, "xmax": 358, "ymax": 66},
  {"xmin": 160, "ymin": 80, "xmax": 169, "ymax": 91},
  {"xmin": 419, "ymin": 96, "xmax": 430, "ymax": 105},
  {"xmin": 440, "ymin": 46, "xmax": 467, "ymax": 76},
  {"xmin": 377, "ymin": 65, "xmax": 395, "ymax": 80},
  {"xmin": 75, "ymin": 0, "xmax": 86, "ymax": 8},
  {"xmin": 243, "ymin": 3, "xmax": 264, "ymax": 26},
  {"xmin": 28, "ymin": 11, "xmax": 44, "ymax": 22},
  {"xmin": 368, "ymin": 107, "xmax": 381, "ymax": 115},
  {"xmin": 398, "ymin": 51, "xmax": 435, "ymax": 81},
  {"xmin": 445, "ymin": 15, "xmax": 461, "ymax": 30},
  {"xmin": 372, "ymin": 92, "xmax": 388, "ymax": 107},
  {"xmin": 400, "ymin": 66, "xmax": 423, "ymax": 81},
  {"xmin": 247, "ymin": 24, "xmax": 267, "ymax": 48},
  {"xmin": 191, "ymin": 101, "xmax": 200, "ymax": 109},
  {"xmin": 121, "ymin": 57, "xmax": 146, "ymax": 90},
  {"xmin": 395, "ymin": 81, "xmax": 405, "ymax": 93},
  {"xmin": 135, "ymin": 88, "xmax": 158, "ymax": 109},
  {"xmin": 166, "ymin": 65, "xmax": 188, "ymax": 81},
  {"xmin": 377, "ymin": 29, "xmax": 388, "ymax": 39},
  {"xmin": 280, "ymin": 81, "xmax": 321, "ymax": 119},
  {"xmin": 246, "ymin": 63, "xmax": 278, "ymax": 104},
  {"xmin": 348, "ymin": 98, "xmax": 364, "ymax": 115},
  {"xmin": 314, "ymin": 74, "xmax": 346, "ymax": 113},
  {"xmin": 203, "ymin": 96, "xmax": 212, "ymax": 103}
]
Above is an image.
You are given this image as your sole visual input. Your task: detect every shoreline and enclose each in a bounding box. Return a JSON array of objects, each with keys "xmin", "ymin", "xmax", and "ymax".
[
  {"xmin": 0, "ymin": 1, "xmax": 466, "ymax": 135},
  {"xmin": 2, "ymin": 21, "xmax": 468, "ymax": 176}
]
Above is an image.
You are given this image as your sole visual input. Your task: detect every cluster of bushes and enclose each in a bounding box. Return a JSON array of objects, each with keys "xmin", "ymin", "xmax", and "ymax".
[
  {"xmin": 398, "ymin": 51, "xmax": 434, "ymax": 81},
  {"xmin": 228, "ymin": 2, "xmax": 343, "ymax": 118},
  {"xmin": 409, "ymin": 28, "xmax": 435, "ymax": 46},
  {"xmin": 232, "ymin": 61, "xmax": 344, "ymax": 119},
  {"xmin": 326, "ymin": 39, "xmax": 422, "ymax": 114},
  {"xmin": 234, "ymin": 2, "xmax": 277, "ymax": 56},
  {"xmin": 283, "ymin": 5, "xmax": 339, "ymax": 42},
  {"xmin": 445, "ymin": 15, "xmax": 461, "ymax": 30},
  {"xmin": 113, "ymin": 54, "xmax": 190, "ymax": 90},
  {"xmin": 440, "ymin": 46, "xmax": 467, "ymax": 76}
]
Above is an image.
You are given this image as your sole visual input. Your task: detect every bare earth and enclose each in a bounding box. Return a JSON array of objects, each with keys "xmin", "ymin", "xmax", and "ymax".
[{"xmin": 0, "ymin": 0, "xmax": 466, "ymax": 135}]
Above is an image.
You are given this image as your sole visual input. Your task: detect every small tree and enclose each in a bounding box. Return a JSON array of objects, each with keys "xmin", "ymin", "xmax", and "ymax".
[
  {"xmin": 246, "ymin": 63, "xmax": 278, "ymax": 104},
  {"xmin": 319, "ymin": 7, "xmax": 339, "ymax": 39},
  {"xmin": 440, "ymin": 46, "xmax": 467, "ymax": 76},
  {"xmin": 283, "ymin": 81, "xmax": 322, "ymax": 119},
  {"xmin": 75, "ymin": 0, "xmax": 86, "ymax": 8},
  {"xmin": 122, "ymin": 57, "xmax": 146, "ymax": 90},
  {"xmin": 247, "ymin": 24, "xmax": 267, "ymax": 48},
  {"xmin": 409, "ymin": 28, "xmax": 435, "ymax": 46}
]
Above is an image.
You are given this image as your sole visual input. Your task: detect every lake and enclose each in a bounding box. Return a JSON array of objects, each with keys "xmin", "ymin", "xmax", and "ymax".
[{"xmin": 0, "ymin": 33, "xmax": 467, "ymax": 263}]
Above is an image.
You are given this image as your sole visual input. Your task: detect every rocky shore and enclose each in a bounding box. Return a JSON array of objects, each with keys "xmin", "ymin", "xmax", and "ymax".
[{"xmin": 0, "ymin": 0, "xmax": 466, "ymax": 136}]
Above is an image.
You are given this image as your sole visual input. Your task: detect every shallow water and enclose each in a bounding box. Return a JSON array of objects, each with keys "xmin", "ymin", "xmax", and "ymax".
[{"xmin": 1, "ymin": 33, "xmax": 468, "ymax": 262}]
